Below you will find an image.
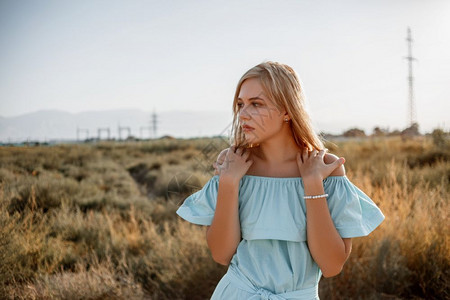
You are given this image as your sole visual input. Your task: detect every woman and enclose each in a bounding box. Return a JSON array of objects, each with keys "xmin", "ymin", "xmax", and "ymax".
[{"xmin": 177, "ymin": 61, "xmax": 384, "ymax": 299}]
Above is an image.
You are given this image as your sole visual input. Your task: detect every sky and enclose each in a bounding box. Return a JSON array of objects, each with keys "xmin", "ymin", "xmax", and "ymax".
[{"xmin": 1, "ymin": 0, "xmax": 449, "ymax": 135}]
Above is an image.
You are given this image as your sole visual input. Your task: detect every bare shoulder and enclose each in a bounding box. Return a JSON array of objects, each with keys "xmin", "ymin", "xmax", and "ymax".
[
  {"xmin": 216, "ymin": 146, "xmax": 248, "ymax": 162},
  {"xmin": 216, "ymin": 148, "xmax": 229, "ymax": 163},
  {"xmin": 212, "ymin": 148, "xmax": 231, "ymax": 176},
  {"xmin": 324, "ymin": 153, "xmax": 346, "ymax": 176}
]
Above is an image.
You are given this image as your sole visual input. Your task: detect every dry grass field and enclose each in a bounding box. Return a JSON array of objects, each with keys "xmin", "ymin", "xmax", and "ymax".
[{"xmin": 0, "ymin": 136, "xmax": 448, "ymax": 299}]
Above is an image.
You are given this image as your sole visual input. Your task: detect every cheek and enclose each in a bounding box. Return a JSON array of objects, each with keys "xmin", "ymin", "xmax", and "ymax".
[
  {"xmin": 252, "ymin": 120, "xmax": 279, "ymax": 138},
  {"xmin": 248, "ymin": 108, "xmax": 271, "ymax": 123},
  {"xmin": 260, "ymin": 112, "xmax": 281, "ymax": 125}
]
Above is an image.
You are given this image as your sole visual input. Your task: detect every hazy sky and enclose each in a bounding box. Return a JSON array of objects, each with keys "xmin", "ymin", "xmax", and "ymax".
[{"xmin": 1, "ymin": 0, "xmax": 449, "ymax": 134}]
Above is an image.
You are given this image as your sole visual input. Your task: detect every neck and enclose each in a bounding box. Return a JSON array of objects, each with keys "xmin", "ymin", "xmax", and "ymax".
[{"xmin": 252, "ymin": 129, "xmax": 302, "ymax": 165}]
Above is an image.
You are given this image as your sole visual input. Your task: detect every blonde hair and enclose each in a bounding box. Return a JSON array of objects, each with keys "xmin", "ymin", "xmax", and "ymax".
[{"xmin": 230, "ymin": 61, "xmax": 324, "ymax": 150}]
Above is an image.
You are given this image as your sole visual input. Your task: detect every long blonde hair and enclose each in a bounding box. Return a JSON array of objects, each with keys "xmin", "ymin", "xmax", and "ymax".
[{"xmin": 230, "ymin": 61, "xmax": 324, "ymax": 150}]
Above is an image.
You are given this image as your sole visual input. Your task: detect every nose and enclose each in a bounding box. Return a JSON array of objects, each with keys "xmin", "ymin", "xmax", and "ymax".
[{"xmin": 238, "ymin": 104, "xmax": 251, "ymax": 122}]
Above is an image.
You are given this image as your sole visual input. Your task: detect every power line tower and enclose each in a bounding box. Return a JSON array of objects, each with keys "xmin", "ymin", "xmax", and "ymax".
[
  {"xmin": 76, "ymin": 127, "xmax": 89, "ymax": 141},
  {"xmin": 139, "ymin": 108, "xmax": 159, "ymax": 139},
  {"xmin": 97, "ymin": 127, "xmax": 111, "ymax": 140},
  {"xmin": 118, "ymin": 123, "xmax": 131, "ymax": 141},
  {"xmin": 151, "ymin": 108, "xmax": 158, "ymax": 138},
  {"xmin": 404, "ymin": 26, "xmax": 418, "ymax": 127}
]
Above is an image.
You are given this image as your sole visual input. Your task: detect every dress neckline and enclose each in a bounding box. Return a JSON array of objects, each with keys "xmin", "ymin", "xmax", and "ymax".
[
  {"xmin": 212, "ymin": 175, "xmax": 347, "ymax": 181},
  {"xmin": 243, "ymin": 174, "xmax": 302, "ymax": 180}
]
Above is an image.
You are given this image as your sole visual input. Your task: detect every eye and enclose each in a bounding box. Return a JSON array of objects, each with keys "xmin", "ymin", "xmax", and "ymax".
[
  {"xmin": 237, "ymin": 103, "xmax": 244, "ymax": 108},
  {"xmin": 252, "ymin": 102, "xmax": 261, "ymax": 107}
]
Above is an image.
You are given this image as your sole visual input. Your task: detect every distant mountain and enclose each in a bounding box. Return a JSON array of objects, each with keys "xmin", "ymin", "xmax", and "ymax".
[{"xmin": 0, "ymin": 109, "xmax": 234, "ymax": 143}]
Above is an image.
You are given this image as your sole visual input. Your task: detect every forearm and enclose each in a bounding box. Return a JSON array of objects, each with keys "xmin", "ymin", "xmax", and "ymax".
[
  {"xmin": 206, "ymin": 176, "xmax": 241, "ymax": 265},
  {"xmin": 303, "ymin": 177, "xmax": 348, "ymax": 277}
]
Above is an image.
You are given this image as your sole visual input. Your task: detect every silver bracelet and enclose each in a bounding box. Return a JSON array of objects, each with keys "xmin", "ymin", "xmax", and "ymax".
[{"xmin": 304, "ymin": 193, "xmax": 329, "ymax": 200}]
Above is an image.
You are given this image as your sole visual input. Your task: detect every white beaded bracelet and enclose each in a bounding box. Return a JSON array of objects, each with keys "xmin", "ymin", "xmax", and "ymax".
[{"xmin": 304, "ymin": 193, "xmax": 329, "ymax": 200}]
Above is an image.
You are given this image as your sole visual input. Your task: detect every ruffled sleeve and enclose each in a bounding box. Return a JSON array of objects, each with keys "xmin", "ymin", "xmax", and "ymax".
[
  {"xmin": 323, "ymin": 176, "xmax": 385, "ymax": 238},
  {"xmin": 176, "ymin": 176, "xmax": 219, "ymax": 226}
]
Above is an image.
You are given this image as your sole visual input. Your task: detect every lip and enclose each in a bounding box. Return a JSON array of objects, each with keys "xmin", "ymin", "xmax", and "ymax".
[{"xmin": 242, "ymin": 125, "xmax": 255, "ymax": 131}]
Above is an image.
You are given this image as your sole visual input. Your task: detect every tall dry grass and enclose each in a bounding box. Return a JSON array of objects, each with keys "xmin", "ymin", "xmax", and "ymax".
[
  {"xmin": 319, "ymin": 136, "xmax": 449, "ymax": 299},
  {"xmin": 0, "ymin": 136, "xmax": 448, "ymax": 299}
]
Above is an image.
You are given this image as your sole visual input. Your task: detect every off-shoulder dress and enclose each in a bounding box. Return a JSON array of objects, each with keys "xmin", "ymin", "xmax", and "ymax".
[{"xmin": 176, "ymin": 175, "xmax": 385, "ymax": 300}]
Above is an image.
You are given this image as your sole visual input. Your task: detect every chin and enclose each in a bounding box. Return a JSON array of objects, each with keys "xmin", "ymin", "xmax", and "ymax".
[
  {"xmin": 244, "ymin": 132, "xmax": 265, "ymax": 143},
  {"xmin": 244, "ymin": 136, "xmax": 259, "ymax": 145}
]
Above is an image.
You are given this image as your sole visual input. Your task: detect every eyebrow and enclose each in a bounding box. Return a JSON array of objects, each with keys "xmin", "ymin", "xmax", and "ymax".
[
  {"xmin": 237, "ymin": 92, "xmax": 267, "ymax": 102},
  {"xmin": 237, "ymin": 96, "xmax": 265, "ymax": 101}
]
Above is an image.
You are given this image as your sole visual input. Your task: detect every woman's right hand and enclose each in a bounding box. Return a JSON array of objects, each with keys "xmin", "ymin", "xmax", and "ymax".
[{"xmin": 213, "ymin": 145, "xmax": 253, "ymax": 183}]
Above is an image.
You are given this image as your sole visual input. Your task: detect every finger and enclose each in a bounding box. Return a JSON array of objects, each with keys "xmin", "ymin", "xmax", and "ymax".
[
  {"xmin": 223, "ymin": 149, "xmax": 233, "ymax": 164},
  {"xmin": 302, "ymin": 148, "xmax": 308, "ymax": 162},
  {"xmin": 296, "ymin": 152, "xmax": 301, "ymax": 163},
  {"xmin": 318, "ymin": 149, "xmax": 326, "ymax": 159},
  {"xmin": 311, "ymin": 150, "xmax": 318, "ymax": 158},
  {"xmin": 235, "ymin": 147, "xmax": 243, "ymax": 155},
  {"xmin": 240, "ymin": 146, "xmax": 247, "ymax": 155},
  {"xmin": 242, "ymin": 146, "xmax": 249, "ymax": 156},
  {"xmin": 328, "ymin": 156, "xmax": 345, "ymax": 170}
]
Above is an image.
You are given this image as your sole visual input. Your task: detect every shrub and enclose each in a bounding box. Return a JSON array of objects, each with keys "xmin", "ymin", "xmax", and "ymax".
[{"xmin": 1, "ymin": 137, "xmax": 448, "ymax": 299}]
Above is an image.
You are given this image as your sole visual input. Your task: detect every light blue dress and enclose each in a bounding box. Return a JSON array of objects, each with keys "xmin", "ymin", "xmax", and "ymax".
[{"xmin": 176, "ymin": 175, "xmax": 385, "ymax": 300}]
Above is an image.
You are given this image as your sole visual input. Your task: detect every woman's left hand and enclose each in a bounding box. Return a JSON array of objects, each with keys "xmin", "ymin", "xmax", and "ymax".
[{"xmin": 296, "ymin": 148, "xmax": 345, "ymax": 181}]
